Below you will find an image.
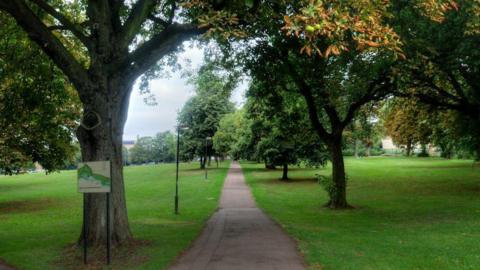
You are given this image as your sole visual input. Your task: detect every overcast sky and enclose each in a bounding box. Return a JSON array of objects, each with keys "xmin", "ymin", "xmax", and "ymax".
[{"xmin": 123, "ymin": 44, "xmax": 246, "ymax": 141}]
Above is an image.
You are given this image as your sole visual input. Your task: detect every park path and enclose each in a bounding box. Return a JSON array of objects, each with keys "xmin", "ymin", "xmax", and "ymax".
[
  {"xmin": 168, "ymin": 161, "xmax": 306, "ymax": 270},
  {"xmin": 0, "ymin": 259, "xmax": 16, "ymax": 270}
]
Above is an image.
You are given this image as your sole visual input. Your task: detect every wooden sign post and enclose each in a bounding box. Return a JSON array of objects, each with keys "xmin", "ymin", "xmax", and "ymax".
[{"xmin": 78, "ymin": 161, "xmax": 112, "ymax": 265}]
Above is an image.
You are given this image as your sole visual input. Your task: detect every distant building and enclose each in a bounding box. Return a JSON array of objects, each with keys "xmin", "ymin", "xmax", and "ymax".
[
  {"xmin": 381, "ymin": 136, "xmax": 398, "ymax": 152},
  {"xmin": 122, "ymin": 140, "xmax": 135, "ymax": 165},
  {"xmin": 34, "ymin": 162, "xmax": 44, "ymax": 172},
  {"xmin": 123, "ymin": 140, "xmax": 135, "ymax": 150}
]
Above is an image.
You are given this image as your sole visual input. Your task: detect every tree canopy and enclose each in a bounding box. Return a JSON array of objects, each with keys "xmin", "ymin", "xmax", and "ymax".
[
  {"xmin": 128, "ymin": 132, "xmax": 176, "ymax": 164},
  {"xmin": 0, "ymin": 12, "xmax": 80, "ymax": 174},
  {"xmin": 178, "ymin": 64, "xmax": 236, "ymax": 168},
  {"xmin": 383, "ymin": 98, "xmax": 433, "ymax": 156}
]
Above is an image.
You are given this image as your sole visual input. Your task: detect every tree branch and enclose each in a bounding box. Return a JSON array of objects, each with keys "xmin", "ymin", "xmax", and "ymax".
[
  {"xmin": 411, "ymin": 92, "xmax": 473, "ymax": 115},
  {"xmin": 148, "ymin": 14, "xmax": 170, "ymax": 27},
  {"xmin": 285, "ymin": 61, "xmax": 331, "ymax": 140},
  {"xmin": 28, "ymin": 0, "xmax": 91, "ymax": 48},
  {"xmin": 121, "ymin": 23, "xmax": 205, "ymax": 80},
  {"xmin": 458, "ymin": 65, "xmax": 479, "ymax": 94},
  {"xmin": 108, "ymin": 0, "xmax": 124, "ymax": 32},
  {"xmin": 149, "ymin": 0, "xmax": 176, "ymax": 27},
  {"xmin": 47, "ymin": 25, "xmax": 69, "ymax": 31},
  {"xmin": 446, "ymin": 71, "xmax": 468, "ymax": 102},
  {"xmin": 0, "ymin": 0, "xmax": 91, "ymax": 95},
  {"xmin": 411, "ymin": 71, "xmax": 463, "ymax": 103},
  {"xmin": 118, "ymin": 0, "xmax": 158, "ymax": 49},
  {"xmin": 323, "ymin": 105, "xmax": 341, "ymax": 131},
  {"xmin": 343, "ymin": 73, "xmax": 393, "ymax": 126}
]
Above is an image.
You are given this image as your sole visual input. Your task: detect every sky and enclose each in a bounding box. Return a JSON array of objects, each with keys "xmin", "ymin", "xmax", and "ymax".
[{"xmin": 123, "ymin": 44, "xmax": 247, "ymax": 141}]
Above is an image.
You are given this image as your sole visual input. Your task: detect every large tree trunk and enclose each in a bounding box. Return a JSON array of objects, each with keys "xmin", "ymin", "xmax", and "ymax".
[
  {"xmin": 282, "ymin": 163, "xmax": 288, "ymax": 180},
  {"xmin": 325, "ymin": 138, "xmax": 349, "ymax": 209},
  {"xmin": 76, "ymin": 80, "xmax": 133, "ymax": 246}
]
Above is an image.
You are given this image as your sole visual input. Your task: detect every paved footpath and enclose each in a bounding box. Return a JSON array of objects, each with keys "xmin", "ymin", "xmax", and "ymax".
[{"xmin": 169, "ymin": 161, "xmax": 306, "ymax": 270}]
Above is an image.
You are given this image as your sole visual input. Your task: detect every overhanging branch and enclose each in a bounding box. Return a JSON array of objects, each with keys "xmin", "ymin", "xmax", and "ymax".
[
  {"xmin": 0, "ymin": 0, "xmax": 91, "ymax": 94},
  {"xmin": 285, "ymin": 60, "xmax": 331, "ymax": 140},
  {"xmin": 29, "ymin": 0, "xmax": 91, "ymax": 48},
  {"xmin": 342, "ymin": 73, "xmax": 393, "ymax": 126},
  {"xmin": 121, "ymin": 23, "xmax": 204, "ymax": 80},
  {"xmin": 118, "ymin": 0, "xmax": 158, "ymax": 49}
]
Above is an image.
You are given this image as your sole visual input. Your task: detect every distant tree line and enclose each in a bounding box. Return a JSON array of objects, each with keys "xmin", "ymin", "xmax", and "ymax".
[{"xmin": 124, "ymin": 131, "xmax": 176, "ymax": 165}]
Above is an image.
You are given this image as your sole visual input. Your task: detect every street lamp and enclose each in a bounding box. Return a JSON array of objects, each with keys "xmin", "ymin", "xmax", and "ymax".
[
  {"xmin": 205, "ymin": 136, "xmax": 212, "ymax": 180},
  {"xmin": 175, "ymin": 125, "xmax": 189, "ymax": 215}
]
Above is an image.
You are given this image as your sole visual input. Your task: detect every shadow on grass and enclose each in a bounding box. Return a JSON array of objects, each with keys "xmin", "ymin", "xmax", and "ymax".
[
  {"xmin": 264, "ymin": 177, "xmax": 318, "ymax": 185},
  {"xmin": 0, "ymin": 181, "xmax": 48, "ymax": 194},
  {"xmin": 240, "ymin": 166, "xmax": 321, "ymax": 173},
  {"xmin": 0, "ymin": 198, "xmax": 55, "ymax": 214},
  {"xmin": 407, "ymin": 182, "xmax": 480, "ymax": 196},
  {"xmin": 58, "ymin": 239, "xmax": 151, "ymax": 270},
  {"xmin": 181, "ymin": 166, "xmax": 228, "ymax": 172},
  {"xmin": 400, "ymin": 161, "xmax": 480, "ymax": 170}
]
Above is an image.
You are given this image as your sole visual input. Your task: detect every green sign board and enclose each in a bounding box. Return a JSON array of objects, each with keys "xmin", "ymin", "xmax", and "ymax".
[{"xmin": 78, "ymin": 161, "xmax": 111, "ymax": 193}]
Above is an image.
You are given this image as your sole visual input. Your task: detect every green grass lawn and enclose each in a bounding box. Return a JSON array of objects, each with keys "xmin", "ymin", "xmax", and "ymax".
[
  {"xmin": 241, "ymin": 157, "xmax": 480, "ymax": 270},
  {"xmin": 0, "ymin": 161, "xmax": 230, "ymax": 269}
]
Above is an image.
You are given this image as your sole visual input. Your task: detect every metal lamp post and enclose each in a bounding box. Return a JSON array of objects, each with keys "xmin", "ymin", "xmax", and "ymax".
[
  {"xmin": 205, "ymin": 136, "xmax": 212, "ymax": 180},
  {"xmin": 175, "ymin": 125, "xmax": 188, "ymax": 215}
]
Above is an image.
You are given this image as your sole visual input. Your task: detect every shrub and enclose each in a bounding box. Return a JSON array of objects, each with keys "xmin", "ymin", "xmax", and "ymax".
[{"xmin": 317, "ymin": 174, "xmax": 348, "ymax": 200}]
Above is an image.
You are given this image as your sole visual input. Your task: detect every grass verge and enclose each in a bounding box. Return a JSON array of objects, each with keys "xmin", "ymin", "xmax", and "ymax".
[
  {"xmin": 0, "ymin": 161, "xmax": 230, "ymax": 269},
  {"xmin": 241, "ymin": 157, "xmax": 480, "ymax": 270}
]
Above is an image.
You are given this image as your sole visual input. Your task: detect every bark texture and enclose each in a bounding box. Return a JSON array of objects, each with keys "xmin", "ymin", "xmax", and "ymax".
[
  {"xmin": 325, "ymin": 138, "xmax": 349, "ymax": 209},
  {"xmin": 76, "ymin": 80, "xmax": 133, "ymax": 245}
]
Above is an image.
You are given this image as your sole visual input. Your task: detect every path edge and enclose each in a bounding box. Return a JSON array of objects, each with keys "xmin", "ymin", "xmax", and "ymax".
[
  {"xmin": 165, "ymin": 162, "xmax": 233, "ymax": 269},
  {"xmin": 237, "ymin": 162, "xmax": 309, "ymax": 269}
]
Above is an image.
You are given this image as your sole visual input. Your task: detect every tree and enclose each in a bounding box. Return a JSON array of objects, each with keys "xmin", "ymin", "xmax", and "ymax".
[
  {"xmin": 214, "ymin": 81, "xmax": 328, "ymax": 180},
  {"xmin": 129, "ymin": 136, "xmax": 154, "ymax": 164},
  {"xmin": 216, "ymin": 0, "xmax": 457, "ymax": 208},
  {"xmin": 247, "ymin": 82, "xmax": 328, "ymax": 180},
  {"xmin": 383, "ymin": 99, "xmax": 433, "ymax": 156},
  {"xmin": 213, "ymin": 110, "xmax": 244, "ymax": 159},
  {"xmin": 0, "ymin": 0, "xmax": 258, "ymax": 246},
  {"xmin": 178, "ymin": 64, "xmax": 236, "ymax": 168},
  {"xmin": 262, "ymin": 51, "xmax": 395, "ymax": 207},
  {"xmin": 152, "ymin": 131, "xmax": 176, "ymax": 163},
  {"xmin": 128, "ymin": 132, "xmax": 175, "ymax": 164},
  {"xmin": 0, "ymin": 12, "xmax": 80, "ymax": 174},
  {"xmin": 392, "ymin": 0, "xmax": 480, "ymax": 157},
  {"xmin": 218, "ymin": 11, "xmax": 396, "ymax": 207},
  {"xmin": 213, "ymin": 109, "xmax": 257, "ymax": 161},
  {"xmin": 345, "ymin": 104, "xmax": 383, "ymax": 158}
]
